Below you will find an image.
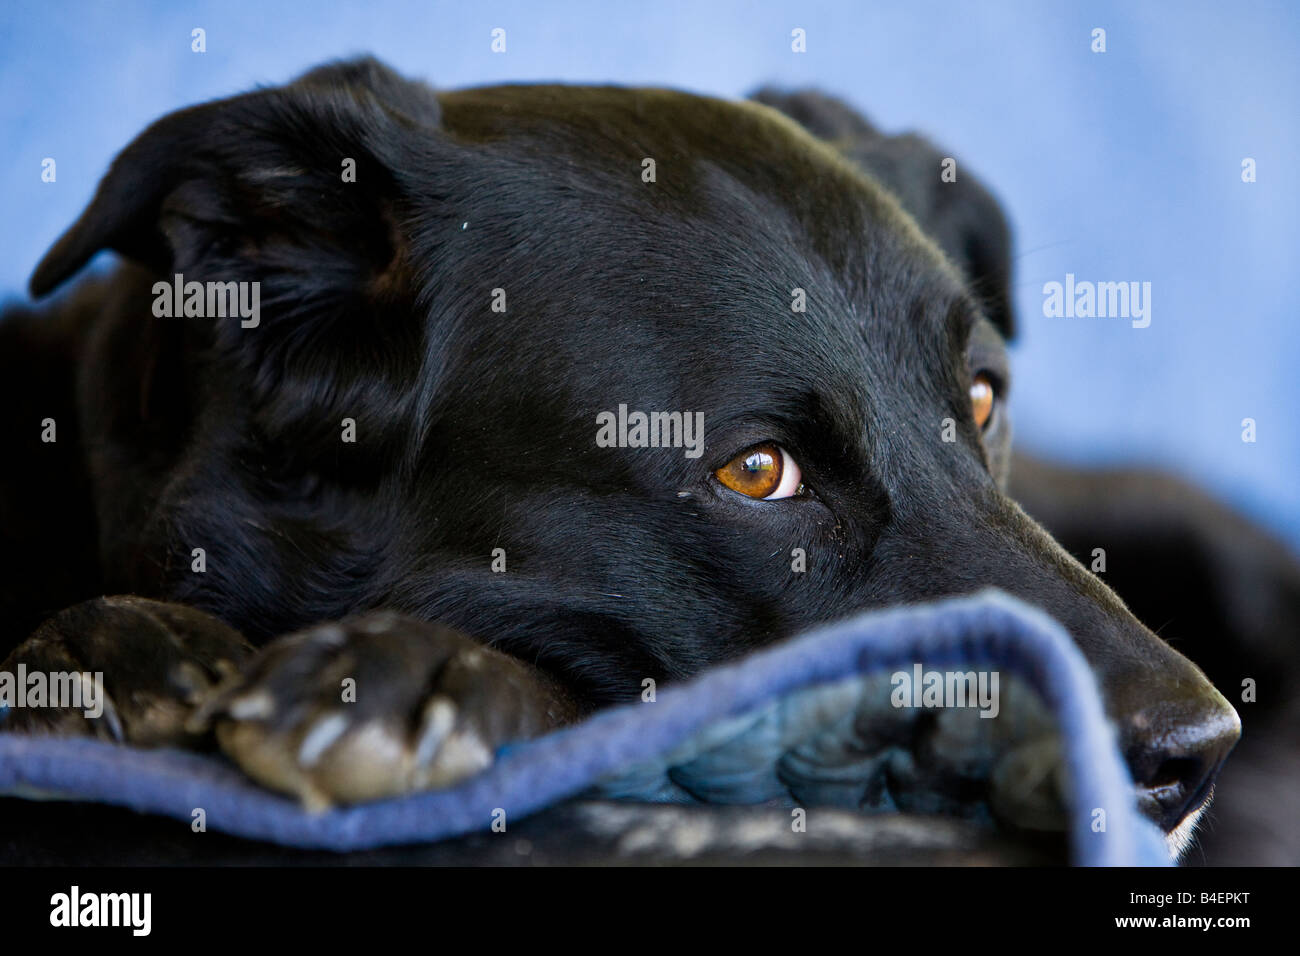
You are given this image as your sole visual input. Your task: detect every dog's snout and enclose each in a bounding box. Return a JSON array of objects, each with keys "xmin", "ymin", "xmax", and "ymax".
[
  {"xmin": 870, "ymin": 494, "xmax": 1245, "ymax": 838},
  {"xmin": 1117, "ymin": 683, "xmax": 1241, "ymax": 832}
]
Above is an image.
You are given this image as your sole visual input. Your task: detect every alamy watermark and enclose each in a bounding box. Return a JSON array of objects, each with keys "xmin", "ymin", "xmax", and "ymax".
[
  {"xmin": 595, "ymin": 404, "xmax": 704, "ymax": 459},
  {"xmin": 152, "ymin": 273, "xmax": 260, "ymax": 328},
  {"xmin": 50, "ymin": 885, "xmax": 150, "ymax": 936},
  {"xmin": 0, "ymin": 665, "xmax": 105, "ymax": 719},
  {"xmin": 890, "ymin": 664, "xmax": 1000, "ymax": 718},
  {"xmin": 1042, "ymin": 273, "xmax": 1151, "ymax": 328}
]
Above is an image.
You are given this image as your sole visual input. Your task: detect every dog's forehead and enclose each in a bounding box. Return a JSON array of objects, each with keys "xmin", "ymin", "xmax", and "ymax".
[
  {"xmin": 432, "ymin": 84, "xmax": 939, "ymax": 252},
  {"xmin": 415, "ymin": 85, "xmax": 977, "ymax": 426}
]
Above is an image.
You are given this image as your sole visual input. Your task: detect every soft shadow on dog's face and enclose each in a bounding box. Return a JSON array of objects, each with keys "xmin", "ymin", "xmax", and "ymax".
[{"xmin": 30, "ymin": 58, "xmax": 1237, "ymax": 845}]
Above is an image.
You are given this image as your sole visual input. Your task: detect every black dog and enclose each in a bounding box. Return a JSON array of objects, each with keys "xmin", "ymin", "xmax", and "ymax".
[{"xmin": 3, "ymin": 57, "xmax": 1276, "ymax": 852}]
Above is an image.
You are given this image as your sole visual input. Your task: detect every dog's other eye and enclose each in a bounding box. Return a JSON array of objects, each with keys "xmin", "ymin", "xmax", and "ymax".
[
  {"xmin": 970, "ymin": 373, "xmax": 996, "ymax": 431},
  {"xmin": 714, "ymin": 443, "xmax": 805, "ymax": 500}
]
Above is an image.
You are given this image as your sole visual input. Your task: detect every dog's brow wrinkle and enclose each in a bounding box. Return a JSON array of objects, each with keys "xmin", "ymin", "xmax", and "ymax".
[
  {"xmin": 946, "ymin": 297, "xmax": 980, "ymax": 339},
  {"xmin": 245, "ymin": 166, "xmax": 307, "ymax": 182}
]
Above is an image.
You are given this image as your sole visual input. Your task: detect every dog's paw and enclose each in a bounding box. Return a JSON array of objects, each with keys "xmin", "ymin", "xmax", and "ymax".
[
  {"xmin": 0, "ymin": 596, "xmax": 255, "ymax": 745},
  {"xmin": 192, "ymin": 613, "xmax": 572, "ymax": 809}
]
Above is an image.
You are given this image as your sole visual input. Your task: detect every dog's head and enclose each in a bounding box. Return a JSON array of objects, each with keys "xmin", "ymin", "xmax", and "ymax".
[{"xmin": 31, "ymin": 57, "xmax": 1238, "ymax": 844}]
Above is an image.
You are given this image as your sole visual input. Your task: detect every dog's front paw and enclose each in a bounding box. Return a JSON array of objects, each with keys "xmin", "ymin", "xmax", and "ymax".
[
  {"xmin": 192, "ymin": 613, "xmax": 573, "ymax": 808},
  {"xmin": 0, "ymin": 596, "xmax": 255, "ymax": 745}
]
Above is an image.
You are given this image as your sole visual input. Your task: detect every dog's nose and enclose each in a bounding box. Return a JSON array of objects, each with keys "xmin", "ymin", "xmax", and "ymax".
[
  {"xmin": 1116, "ymin": 685, "xmax": 1241, "ymax": 832},
  {"xmin": 864, "ymin": 492, "xmax": 1244, "ymax": 836}
]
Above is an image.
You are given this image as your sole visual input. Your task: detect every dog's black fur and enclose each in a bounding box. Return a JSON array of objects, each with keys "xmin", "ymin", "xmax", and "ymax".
[{"xmin": 6, "ymin": 57, "xmax": 1297, "ymax": 852}]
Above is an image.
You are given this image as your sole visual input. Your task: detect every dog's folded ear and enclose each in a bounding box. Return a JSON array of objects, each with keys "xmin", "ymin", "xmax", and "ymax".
[
  {"xmin": 29, "ymin": 56, "xmax": 437, "ymax": 301},
  {"xmin": 751, "ymin": 88, "xmax": 1016, "ymax": 339},
  {"xmin": 29, "ymin": 57, "xmax": 443, "ymax": 467}
]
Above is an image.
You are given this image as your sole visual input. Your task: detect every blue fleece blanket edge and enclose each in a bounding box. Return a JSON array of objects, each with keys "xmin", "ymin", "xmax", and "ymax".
[{"xmin": 0, "ymin": 590, "xmax": 1172, "ymax": 865}]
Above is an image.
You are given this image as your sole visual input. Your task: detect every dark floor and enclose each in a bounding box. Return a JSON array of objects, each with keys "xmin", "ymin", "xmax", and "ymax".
[{"xmin": 0, "ymin": 797, "xmax": 1066, "ymax": 866}]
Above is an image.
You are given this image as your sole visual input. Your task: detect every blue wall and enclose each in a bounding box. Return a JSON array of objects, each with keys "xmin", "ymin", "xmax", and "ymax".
[{"xmin": 3, "ymin": 0, "xmax": 1297, "ymax": 548}]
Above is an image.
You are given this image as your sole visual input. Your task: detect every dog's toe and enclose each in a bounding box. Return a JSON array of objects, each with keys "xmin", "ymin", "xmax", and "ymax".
[
  {"xmin": 195, "ymin": 613, "xmax": 567, "ymax": 808},
  {"xmin": 0, "ymin": 596, "xmax": 254, "ymax": 745}
]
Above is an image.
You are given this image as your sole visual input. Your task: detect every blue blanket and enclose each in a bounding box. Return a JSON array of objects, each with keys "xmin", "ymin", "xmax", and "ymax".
[{"xmin": 0, "ymin": 590, "xmax": 1171, "ymax": 865}]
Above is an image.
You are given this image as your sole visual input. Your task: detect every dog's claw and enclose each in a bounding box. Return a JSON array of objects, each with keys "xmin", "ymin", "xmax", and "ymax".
[{"xmin": 203, "ymin": 613, "xmax": 568, "ymax": 808}]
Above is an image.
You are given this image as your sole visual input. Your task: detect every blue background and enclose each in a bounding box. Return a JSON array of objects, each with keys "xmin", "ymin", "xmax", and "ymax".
[{"xmin": 2, "ymin": 0, "xmax": 1297, "ymax": 548}]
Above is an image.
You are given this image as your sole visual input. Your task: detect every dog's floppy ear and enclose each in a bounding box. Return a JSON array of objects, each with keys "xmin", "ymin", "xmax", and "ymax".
[
  {"xmin": 29, "ymin": 57, "xmax": 442, "ymax": 469},
  {"xmin": 751, "ymin": 88, "xmax": 1016, "ymax": 340},
  {"xmin": 30, "ymin": 56, "xmax": 437, "ymax": 300}
]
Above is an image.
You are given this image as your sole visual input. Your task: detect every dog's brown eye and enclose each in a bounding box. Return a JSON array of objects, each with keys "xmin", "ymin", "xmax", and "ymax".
[
  {"xmin": 715, "ymin": 443, "xmax": 805, "ymax": 500},
  {"xmin": 971, "ymin": 373, "xmax": 996, "ymax": 431}
]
